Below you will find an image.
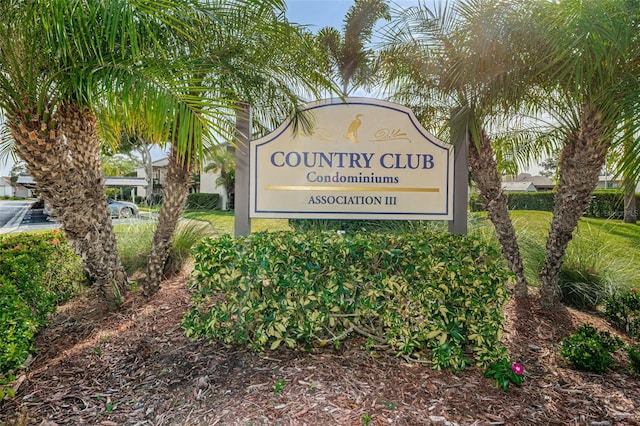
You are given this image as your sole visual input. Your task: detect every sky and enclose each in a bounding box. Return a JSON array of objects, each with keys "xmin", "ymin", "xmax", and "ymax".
[
  {"xmin": 0, "ymin": 0, "xmax": 422, "ymax": 177},
  {"xmin": 285, "ymin": 0, "xmax": 420, "ymax": 33}
]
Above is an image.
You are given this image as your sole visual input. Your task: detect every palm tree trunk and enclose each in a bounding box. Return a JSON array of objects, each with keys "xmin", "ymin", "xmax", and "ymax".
[
  {"xmin": 623, "ymin": 182, "xmax": 637, "ymax": 224},
  {"xmin": 622, "ymin": 137, "xmax": 637, "ymax": 224},
  {"xmin": 9, "ymin": 103, "xmax": 128, "ymax": 309},
  {"xmin": 143, "ymin": 144, "xmax": 192, "ymax": 296},
  {"xmin": 138, "ymin": 142, "xmax": 155, "ymax": 205},
  {"xmin": 468, "ymin": 130, "xmax": 528, "ymax": 297},
  {"xmin": 539, "ymin": 107, "xmax": 610, "ymax": 308}
]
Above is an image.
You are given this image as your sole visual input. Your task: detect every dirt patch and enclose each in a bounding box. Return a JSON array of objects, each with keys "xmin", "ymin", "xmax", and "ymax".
[{"xmin": 1, "ymin": 273, "xmax": 639, "ymax": 425}]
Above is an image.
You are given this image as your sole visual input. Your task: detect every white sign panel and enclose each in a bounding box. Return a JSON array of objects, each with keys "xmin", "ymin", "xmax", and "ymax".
[{"xmin": 250, "ymin": 98, "xmax": 454, "ymax": 220}]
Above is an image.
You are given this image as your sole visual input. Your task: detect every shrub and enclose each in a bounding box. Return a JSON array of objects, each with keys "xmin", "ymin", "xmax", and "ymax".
[
  {"xmin": 186, "ymin": 193, "xmax": 220, "ymax": 210},
  {"xmin": 183, "ymin": 231, "xmax": 513, "ymax": 372},
  {"xmin": 288, "ymin": 219, "xmax": 445, "ymax": 233},
  {"xmin": 469, "ymin": 190, "xmax": 639, "ymax": 220},
  {"xmin": 0, "ymin": 278, "xmax": 38, "ymax": 376},
  {"xmin": 505, "ymin": 191, "xmax": 556, "ymax": 212},
  {"xmin": 603, "ymin": 288, "xmax": 640, "ymax": 339},
  {"xmin": 484, "ymin": 359, "xmax": 525, "ymax": 392},
  {"xmin": 627, "ymin": 344, "xmax": 640, "ymax": 376},
  {"xmin": 560, "ymin": 324, "xmax": 624, "ymax": 373},
  {"xmin": 0, "ymin": 231, "xmax": 85, "ymax": 379}
]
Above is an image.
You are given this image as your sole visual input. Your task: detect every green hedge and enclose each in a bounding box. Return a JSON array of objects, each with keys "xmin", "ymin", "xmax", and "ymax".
[
  {"xmin": 288, "ymin": 219, "xmax": 443, "ymax": 233},
  {"xmin": 183, "ymin": 231, "xmax": 513, "ymax": 372},
  {"xmin": 186, "ymin": 193, "xmax": 220, "ymax": 210},
  {"xmin": 470, "ymin": 190, "xmax": 639, "ymax": 219},
  {"xmin": 0, "ymin": 231, "xmax": 85, "ymax": 379}
]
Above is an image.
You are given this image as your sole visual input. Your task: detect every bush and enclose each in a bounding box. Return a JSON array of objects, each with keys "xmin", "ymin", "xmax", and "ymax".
[
  {"xmin": 0, "ymin": 231, "xmax": 85, "ymax": 379},
  {"xmin": 603, "ymin": 288, "xmax": 640, "ymax": 339},
  {"xmin": 288, "ymin": 219, "xmax": 445, "ymax": 233},
  {"xmin": 186, "ymin": 193, "xmax": 220, "ymax": 211},
  {"xmin": 627, "ymin": 344, "xmax": 640, "ymax": 376},
  {"xmin": 560, "ymin": 324, "xmax": 624, "ymax": 373},
  {"xmin": 470, "ymin": 190, "xmax": 639, "ymax": 220},
  {"xmin": 0, "ymin": 279, "xmax": 38, "ymax": 377},
  {"xmin": 183, "ymin": 231, "xmax": 513, "ymax": 372},
  {"xmin": 504, "ymin": 191, "xmax": 555, "ymax": 212}
]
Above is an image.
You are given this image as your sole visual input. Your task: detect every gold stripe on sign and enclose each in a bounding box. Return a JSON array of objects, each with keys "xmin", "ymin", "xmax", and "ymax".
[{"xmin": 264, "ymin": 186, "xmax": 439, "ymax": 193}]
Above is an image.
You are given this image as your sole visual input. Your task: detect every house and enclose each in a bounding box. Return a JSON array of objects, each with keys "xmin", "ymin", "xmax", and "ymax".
[
  {"xmin": 595, "ymin": 175, "xmax": 640, "ymax": 191},
  {"xmin": 0, "ymin": 177, "xmax": 13, "ymax": 197},
  {"xmin": 13, "ymin": 175, "xmax": 34, "ymax": 198},
  {"xmin": 502, "ymin": 173, "xmax": 554, "ymax": 192},
  {"xmin": 15, "ymin": 174, "xmax": 146, "ymax": 199},
  {"xmin": 501, "ymin": 181, "xmax": 536, "ymax": 192},
  {"xmin": 596, "ymin": 175, "xmax": 620, "ymax": 190},
  {"xmin": 135, "ymin": 157, "xmax": 226, "ymax": 208}
]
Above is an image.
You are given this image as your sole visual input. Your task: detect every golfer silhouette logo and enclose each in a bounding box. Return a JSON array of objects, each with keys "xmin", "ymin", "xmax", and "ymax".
[{"xmin": 344, "ymin": 114, "xmax": 363, "ymax": 143}]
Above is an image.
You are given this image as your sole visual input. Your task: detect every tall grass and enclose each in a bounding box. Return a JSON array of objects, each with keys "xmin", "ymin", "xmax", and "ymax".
[
  {"xmin": 115, "ymin": 219, "xmax": 214, "ymax": 277},
  {"xmin": 513, "ymin": 215, "xmax": 638, "ymax": 309}
]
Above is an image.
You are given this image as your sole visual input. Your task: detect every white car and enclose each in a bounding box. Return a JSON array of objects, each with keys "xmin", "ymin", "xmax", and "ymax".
[
  {"xmin": 43, "ymin": 198, "xmax": 139, "ymax": 218},
  {"xmin": 107, "ymin": 198, "xmax": 139, "ymax": 218}
]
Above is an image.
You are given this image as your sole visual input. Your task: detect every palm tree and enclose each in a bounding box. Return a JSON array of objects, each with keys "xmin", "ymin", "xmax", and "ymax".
[
  {"xmin": 141, "ymin": 0, "xmax": 336, "ymax": 295},
  {"xmin": 379, "ymin": 0, "xmax": 549, "ymax": 297},
  {"xmin": 316, "ymin": 0, "xmax": 390, "ymax": 96},
  {"xmin": 534, "ymin": 0, "xmax": 640, "ymax": 307},
  {"xmin": 0, "ymin": 0, "xmax": 214, "ymax": 308},
  {"xmin": 204, "ymin": 149, "xmax": 235, "ymax": 210}
]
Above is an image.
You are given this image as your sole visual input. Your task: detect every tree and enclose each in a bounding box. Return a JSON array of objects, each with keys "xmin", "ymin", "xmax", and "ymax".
[
  {"xmin": 204, "ymin": 149, "xmax": 235, "ymax": 210},
  {"xmin": 8, "ymin": 161, "xmax": 26, "ymax": 185},
  {"xmin": 316, "ymin": 0, "xmax": 390, "ymax": 96},
  {"xmin": 0, "ymin": 0, "xmax": 213, "ymax": 308},
  {"xmin": 141, "ymin": 0, "xmax": 336, "ymax": 295},
  {"xmin": 539, "ymin": 155, "xmax": 558, "ymax": 180},
  {"xmin": 534, "ymin": 0, "xmax": 640, "ymax": 307},
  {"xmin": 380, "ymin": 0, "xmax": 548, "ymax": 297},
  {"xmin": 102, "ymin": 155, "xmax": 137, "ymax": 178}
]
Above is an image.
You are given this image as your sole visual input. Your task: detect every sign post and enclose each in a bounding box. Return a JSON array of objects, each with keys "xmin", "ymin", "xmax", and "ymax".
[
  {"xmin": 233, "ymin": 104, "xmax": 251, "ymax": 237},
  {"xmin": 448, "ymin": 130, "xmax": 468, "ymax": 234}
]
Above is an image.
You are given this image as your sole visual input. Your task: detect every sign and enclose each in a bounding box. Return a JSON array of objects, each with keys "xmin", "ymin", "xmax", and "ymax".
[{"xmin": 250, "ymin": 98, "xmax": 454, "ymax": 220}]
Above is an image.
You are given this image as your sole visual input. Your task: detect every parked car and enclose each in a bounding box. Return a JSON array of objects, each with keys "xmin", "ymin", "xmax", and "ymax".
[{"xmin": 107, "ymin": 198, "xmax": 139, "ymax": 218}]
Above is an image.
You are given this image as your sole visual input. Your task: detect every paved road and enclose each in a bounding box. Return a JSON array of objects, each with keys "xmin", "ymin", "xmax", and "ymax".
[
  {"xmin": 1, "ymin": 200, "xmax": 155, "ymax": 234},
  {"xmin": 0, "ymin": 200, "xmax": 32, "ymax": 231}
]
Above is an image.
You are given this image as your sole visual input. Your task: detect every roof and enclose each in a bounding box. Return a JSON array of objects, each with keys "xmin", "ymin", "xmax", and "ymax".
[
  {"xmin": 17, "ymin": 175, "xmax": 147, "ymax": 188},
  {"xmin": 152, "ymin": 157, "xmax": 169, "ymax": 167},
  {"xmin": 512, "ymin": 173, "xmax": 554, "ymax": 188},
  {"xmin": 0, "ymin": 177, "xmax": 11, "ymax": 187},
  {"xmin": 104, "ymin": 177, "xmax": 147, "ymax": 187},
  {"xmin": 502, "ymin": 181, "xmax": 536, "ymax": 192}
]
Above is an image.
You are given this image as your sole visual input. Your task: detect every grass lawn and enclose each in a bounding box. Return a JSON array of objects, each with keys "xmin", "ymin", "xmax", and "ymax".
[
  {"xmin": 473, "ymin": 210, "xmax": 640, "ymax": 290},
  {"xmin": 183, "ymin": 210, "xmax": 291, "ymax": 234}
]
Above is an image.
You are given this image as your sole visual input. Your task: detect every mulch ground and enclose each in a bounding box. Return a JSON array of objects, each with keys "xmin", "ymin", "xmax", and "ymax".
[{"xmin": 1, "ymin": 270, "xmax": 639, "ymax": 426}]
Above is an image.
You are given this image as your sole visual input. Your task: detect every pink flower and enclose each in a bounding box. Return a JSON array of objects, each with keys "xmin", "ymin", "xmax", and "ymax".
[
  {"xmin": 511, "ymin": 362, "xmax": 524, "ymax": 375},
  {"xmin": 263, "ymin": 278, "xmax": 271, "ymax": 287}
]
